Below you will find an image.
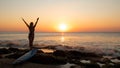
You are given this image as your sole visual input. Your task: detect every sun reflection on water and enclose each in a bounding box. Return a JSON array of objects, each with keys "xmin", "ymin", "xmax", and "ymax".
[
  {"xmin": 61, "ymin": 36, "xmax": 65, "ymax": 43},
  {"xmin": 60, "ymin": 32, "xmax": 65, "ymax": 45}
]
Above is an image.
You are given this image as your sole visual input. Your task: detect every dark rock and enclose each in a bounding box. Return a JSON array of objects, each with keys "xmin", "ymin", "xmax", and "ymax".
[
  {"xmin": 102, "ymin": 64, "xmax": 114, "ymax": 68},
  {"xmin": 53, "ymin": 50, "xmax": 102, "ymax": 61},
  {"xmin": 6, "ymin": 52, "xmax": 25, "ymax": 59},
  {"xmin": 43, "ymin": 46, "xmax": 56, "ymax": 49},
  {"xmin": 67, "ymin": 50, "xmax": 102, "ymax": 60},
  {"xmin": 98, "ymin": 58, "xmax": 111, "ymax": 64},
  {"xmin": 19, "ymin": 49, "xmax": 29, "ymax": 53},
  {"xmin": 67, "ymin": 51, "xmax": 82, "ymax": 59},
  {"xmin": 117, "ymin": 57, "xmax": 120, "ymax": 60},
  {"xmin": 8, "ymin": 47, "xmax": 19, "ymax": 52},
  {"xmin": 70, "ymin": 65, "xmax": 81, "ymax": 68},
  {"xmin": 70, "ymin": 65, "xmax": 76, "ymax": 68},
  {"xmin": 0, "ymin": 55, "xmax": 2, "ymax": 58},
  {"xmin": 82, "ymin": 63, "xmax": 100, "ymax": 68},
  {"xmin": 29, "ymin": 53, "xmax": 67, "ymax": 64},
  {"xmin": 53, "ymin": 50, "xmax": 66, "ymax": 57},
  {"xmin": 37, "ymin": 50, "xmax": 44, "ymax": 53},
  {"xmin": 0, "ymin": 48, "xmax": 11, "ymax": 54},
  {"xmin": 5, "ymin": 48, "xmax": 37, "ymax": 59},
  {"xmin": 114, "ymin": 63, "xmax": 120, "ymax": 68}
]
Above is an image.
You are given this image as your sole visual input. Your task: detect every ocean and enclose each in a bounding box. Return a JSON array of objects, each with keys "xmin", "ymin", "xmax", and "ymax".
[{"xmin": 0, "ymin": 32, "xmax": 120, "ymax": 57}]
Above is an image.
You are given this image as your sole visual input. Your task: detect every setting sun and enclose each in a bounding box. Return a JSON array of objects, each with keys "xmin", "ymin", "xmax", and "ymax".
[
  {"xmin": 0, "ymin": 0, "xmax": 120, "ymax": 32},
  {"xmin": 59, "ymin": 23, "xmax": 67, "ymax": 32}
]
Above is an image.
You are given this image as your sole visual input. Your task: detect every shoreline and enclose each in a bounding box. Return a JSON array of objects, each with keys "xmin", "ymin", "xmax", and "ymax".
[{"xmin": 0, "ymin": 47, "xmax": 120, "ymax": 68}]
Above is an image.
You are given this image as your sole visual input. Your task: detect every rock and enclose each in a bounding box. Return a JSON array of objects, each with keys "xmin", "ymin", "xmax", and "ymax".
[
  {"xmin": 117, "ymin": 57, "xmax": 120, "ymax": 60},
  {"xmin": 43, "ymin": 46, "xmax": 56, "ymax": 49},
  {"xmin": 67, "ymin": 51, "xmax": 82, "ymax": 59},
  {"xmin": 8, "ymin": 47, "xmax": 19, "ymax": 52},
  {"xmin": 53, "ymin": 50, "xmax": 102, "ymax": 61},
  {"xmin": 82, "ymin": 63, "xmax": 100, "ymax": 68},
  {"xmin": 0, "ymin": 48, "xmax": 11, "ymax": 54},
  {"xmin": 6, "ymin": 52, "xmax": 25, "ymax": 59},
  {"xmin": 99, "ymin": 58, "xmax": 111, "ymax": 64},
  {"xmin": 5, "ymin": 49, "xmax": 30, "ymax": 59},
  {"xmin": 53, "ymin": 50, "xmax": 66, "ymax": 57},
  {"xmin": 67, "ymin": 50, "xmax": 102, "ymax": 60},
  {"xmin": 101, "ymin": 64, "xmax": 114, "ymax": 68},
  {"xmin": 114, "ymin": 63, "xmax": 120, "ymax": 68},
  {"xmin": 0, "ymin": 55, "xmax": 2, "ymax": 58},
  {"xmin": 70, "ymin": 65, "xmax": 81, "ymax": 68},
  {"xmin": 29, "ymin": 53, "xmax": 67, "ymax": 64},
  {"xmin": 37, "ymin": 49, "xmax": 44, "ymax": 53}
]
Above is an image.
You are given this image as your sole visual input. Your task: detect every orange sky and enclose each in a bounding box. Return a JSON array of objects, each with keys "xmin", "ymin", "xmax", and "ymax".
[{"xmin": 0, "ymin": 0, "xmax": 120, "ymax": 32}]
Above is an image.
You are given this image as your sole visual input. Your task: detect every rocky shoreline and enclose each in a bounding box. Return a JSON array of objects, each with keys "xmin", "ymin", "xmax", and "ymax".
[{"xmin": 0, "ymin": 47, "xmax": 120, "ymax": 68}]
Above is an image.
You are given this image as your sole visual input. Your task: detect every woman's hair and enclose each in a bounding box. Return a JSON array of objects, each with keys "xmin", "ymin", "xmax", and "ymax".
[{"xmin": 30, "ymin": 22, "xmax": 33, "ymax": 26}]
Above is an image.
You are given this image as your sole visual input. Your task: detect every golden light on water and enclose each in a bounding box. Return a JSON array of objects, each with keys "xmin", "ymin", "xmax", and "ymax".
[
  {"xmin": 60, "ymin": 36, "xmax": 65, "ymax": 46},
  {"xmin": 61, "ymin": 36, "xmax": 65, "ymax": 43}
]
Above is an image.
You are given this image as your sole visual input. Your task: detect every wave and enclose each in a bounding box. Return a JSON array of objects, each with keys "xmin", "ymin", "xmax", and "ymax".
[{"xmin": 0, "ymin": 40, "xmax": 120, "ymax": 58}]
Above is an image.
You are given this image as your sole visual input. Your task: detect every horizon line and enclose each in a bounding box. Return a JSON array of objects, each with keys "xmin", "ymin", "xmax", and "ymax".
[{"xmin": 0, "ymin": 31, "xmax": 120, "ymax": 33}]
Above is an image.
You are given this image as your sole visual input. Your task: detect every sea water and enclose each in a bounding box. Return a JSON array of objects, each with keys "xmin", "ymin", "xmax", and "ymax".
[{"xmin": 0, "ymin": 32, "xmax": 120, "ymax": 56}]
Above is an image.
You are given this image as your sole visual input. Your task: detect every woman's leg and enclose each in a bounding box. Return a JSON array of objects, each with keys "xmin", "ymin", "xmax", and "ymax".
[{"xmin": 29, "ymin": 35, "xmax": 34, "ymax": 49}]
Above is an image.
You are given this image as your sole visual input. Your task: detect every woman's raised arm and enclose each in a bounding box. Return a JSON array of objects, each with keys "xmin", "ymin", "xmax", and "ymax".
[
  {"xmin": 34, "ymin": 17, "xmax": 39, "ymax": 27},
  {"xmin": 22, "ymin": 18, "xmax": 29, "ymax": 27}
]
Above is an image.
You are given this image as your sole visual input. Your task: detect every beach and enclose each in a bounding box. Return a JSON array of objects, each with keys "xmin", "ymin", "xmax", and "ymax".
[
  {"xmin": 0, "ymin": 46, "xmax": 120, "ymax": 68},
  {"xmin": 0, "ymin": 0, "xmax": 120, "ymax": 67}
]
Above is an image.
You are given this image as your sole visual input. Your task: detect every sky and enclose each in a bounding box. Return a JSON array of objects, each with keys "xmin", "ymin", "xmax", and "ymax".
[{"xmin": 0, "ymin": 0, "xmax": 120, "ymax": 32}]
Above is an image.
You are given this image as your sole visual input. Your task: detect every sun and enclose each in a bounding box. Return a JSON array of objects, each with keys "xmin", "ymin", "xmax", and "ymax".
[{"xmin": 59, "ymin": 23, "xmax": 67, "ymax": 32}]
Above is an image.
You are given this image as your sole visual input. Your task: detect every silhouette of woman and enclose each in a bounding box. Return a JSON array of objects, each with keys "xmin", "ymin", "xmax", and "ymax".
[{"xmin": 22, "ymin": 18, "xmax": 39, "ymax": 49}]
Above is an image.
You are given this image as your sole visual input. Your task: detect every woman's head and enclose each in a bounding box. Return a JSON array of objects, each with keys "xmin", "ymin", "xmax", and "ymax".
[{"xmin": 30, "ymin": 22, "xmax": 33, "ymax": 26}]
